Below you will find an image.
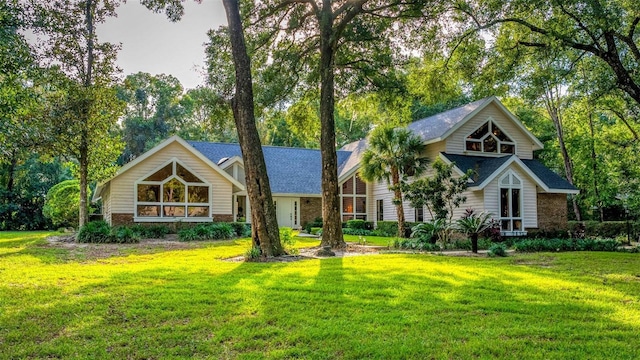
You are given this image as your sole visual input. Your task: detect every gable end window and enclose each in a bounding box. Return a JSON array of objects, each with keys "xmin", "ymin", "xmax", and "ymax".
[
  {"xmin": 340, "ymin": 174, "xmax": 367, "ymax": 221},
  {"xmin": 499, "ymin": 172, "xmax": 523, "ymax": 233},
  {"xmin": 135, "ymin": 160, "xmax": 211, "ymax": 220},
  {"xmin": 466, "ymin": 120, "xmax": 515, "ymax": 154}
]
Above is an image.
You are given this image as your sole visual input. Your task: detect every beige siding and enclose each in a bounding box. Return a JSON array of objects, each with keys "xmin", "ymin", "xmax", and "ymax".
[
  {"xmin": 483, "ymin": 164, "xmax": 538, "ymax": 229},
  {"xmin": 445, "ymin": 102, "xmax": 535, "ymax": 159},
  {"xmin": 110, "ymin": 141, "xmax": 234, "ymax": 215},
  {"xmin": 102, "ymin": 183, "xmax": 112, "ymax": 224}
]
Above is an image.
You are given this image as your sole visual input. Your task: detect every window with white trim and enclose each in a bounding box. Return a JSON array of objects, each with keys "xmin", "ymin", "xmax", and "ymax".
[
  {"xmin": 466, "ymin": 120, "xmax": 515, "ymax": 154},
  {"xmin": 499, "ymin": 172, "xmax": 522, "ymax": 232},
  {"xmin": 414, "ymin": 206, "xmax": 424, "ymax": 222},
  {"xmin": 340, "ymin": 174, "xmax": 367, "ymax": 221},
  {"xmin": 136, "ymin": 160, "xmax": 211, "ymax": 219}
]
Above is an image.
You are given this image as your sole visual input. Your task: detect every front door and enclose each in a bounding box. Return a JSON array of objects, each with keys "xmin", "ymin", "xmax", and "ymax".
[{"xmin": 273, "ymin": 197, "xmax": 300, "ymax": 229}]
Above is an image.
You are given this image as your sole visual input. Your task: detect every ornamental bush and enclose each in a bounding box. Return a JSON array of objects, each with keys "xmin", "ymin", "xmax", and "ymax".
[{"xmin": 43, "ymin": 180, "xmax": 86, "ymax": 228}]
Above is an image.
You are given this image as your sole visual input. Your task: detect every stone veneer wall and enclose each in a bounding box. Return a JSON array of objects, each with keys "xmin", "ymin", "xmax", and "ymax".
[
  {"xmin": 300, "ymin": 197, "xmax": 322, "ymax": 227},
  {"xmin": 536, "ymin": 193, "xmax": 569, "ymax": 231}
]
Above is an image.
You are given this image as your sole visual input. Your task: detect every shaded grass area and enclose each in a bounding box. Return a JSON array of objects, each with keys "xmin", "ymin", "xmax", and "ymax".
[
  {"xmin": 1, "ymin": 232, "xmax": 639, "ymax": 359},
  {"xmin": 343, "ymin": 234, "xmax": 396, "ymax": 246}
]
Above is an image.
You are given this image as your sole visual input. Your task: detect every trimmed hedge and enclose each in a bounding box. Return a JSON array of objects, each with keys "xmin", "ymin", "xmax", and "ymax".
[
  {"xmin": 345, "ymin": 220, "xmax": 374, "ymax": 230},
  {"xmin": 304, "ymin": 217, "xmax": 323, "ymax": 233},
  {"xmin": 375, "ymin": 221, "xmax": 421, "ymax": 238},
  {"xmin": 513, "ymin": 238, "xmax": 621, "ymax": 252},
  {"xmin": 568, "ymin": 221, "xmax": 639, "ymax": 239}
]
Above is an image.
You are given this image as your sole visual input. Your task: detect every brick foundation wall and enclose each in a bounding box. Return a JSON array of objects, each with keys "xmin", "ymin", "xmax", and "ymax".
[
  {"xmin": 536, "ymin": 193, "xmax": 569, "ymax": 231},
  {"xmin": 301, "ymin": 197, "xmax": 322, "ymax": 227},
  {"xmin": 213, "ymin": 214, "xmax": 234, "ymax": 222},
  {"xmin": 111, "ymin": 213, "xmax": 134, "ymax": 226}
]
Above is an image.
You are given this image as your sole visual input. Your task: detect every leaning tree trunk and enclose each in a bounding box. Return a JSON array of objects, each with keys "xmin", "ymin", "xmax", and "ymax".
[
  {"xmin": 318, "ymin": 1, "xmax": 345, "ymax": 249},
  {"xmin": 391, "ymin": 167, "xmax": 406, "ymax": 238},
  {"xmin": 544, "ymin": 91, "xmax": 581, "ymax": 221},
  {"xmin": 223, "ymin": 0, "xmax": 283, "ymax": 257}
]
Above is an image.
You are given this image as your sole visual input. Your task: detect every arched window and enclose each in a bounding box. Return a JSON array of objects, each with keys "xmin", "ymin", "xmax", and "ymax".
[
  {"xmin": 135, "ymin": 160, "xmax": 211, "ymax": 220},
  {"xmin": 340, "ymin": 174, "xmax": 367, "ymax": 221},
  {"xmin": 466, "ymin": 120, "xmax": 515, "ymax": 154},
  {"xmin": 499, "ymin": 172, "xmax": 522, "ymax": 232}
]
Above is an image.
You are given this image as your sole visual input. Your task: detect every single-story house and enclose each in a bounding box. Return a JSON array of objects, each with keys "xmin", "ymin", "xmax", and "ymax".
[{"xmin": 93, "ymin": 96, "xmax": 577, "ymax": 235}]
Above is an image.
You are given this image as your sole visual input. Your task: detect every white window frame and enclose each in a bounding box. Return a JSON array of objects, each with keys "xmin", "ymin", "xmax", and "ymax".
[
  {"xmin": 465, "ymin": 118, "xmax": 517, "ymax": 155},
  {"xmin": 134, "ymin": 158, "xmax": 213, "ymax": 222},
  {"xmin": 498, "ymin": 171, "xmax": 525, "ymax": 235},
  {"xmin": 340, "ymin": 175, "xmax": 367, "ymax": 221}
]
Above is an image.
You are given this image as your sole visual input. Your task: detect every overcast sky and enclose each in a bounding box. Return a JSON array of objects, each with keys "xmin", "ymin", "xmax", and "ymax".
[{"xmin": 99, "ymin": 0, "xmax": 227, "ymax": 90}]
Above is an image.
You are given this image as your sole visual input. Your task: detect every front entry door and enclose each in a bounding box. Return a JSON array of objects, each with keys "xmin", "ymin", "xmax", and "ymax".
[{"xmin": 273, "ymin": 197, "xmax": 300, "ymax": 229}]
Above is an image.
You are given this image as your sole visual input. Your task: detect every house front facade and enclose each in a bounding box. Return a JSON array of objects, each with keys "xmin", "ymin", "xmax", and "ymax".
[{"xmin": 94, "ymin": 97, "xmax": 577, "ymax": 234}]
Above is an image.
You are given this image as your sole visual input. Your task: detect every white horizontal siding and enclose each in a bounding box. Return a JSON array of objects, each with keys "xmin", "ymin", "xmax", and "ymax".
[
  {"xmin": 109, "ymin": 141, "xmax": 234, "ymax": 215},
  {"xmin": 446, "ymin": 103, "xmax": 534, "ymax": 159}
]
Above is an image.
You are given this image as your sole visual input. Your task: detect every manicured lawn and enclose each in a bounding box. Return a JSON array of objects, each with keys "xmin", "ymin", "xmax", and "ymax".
[{"xmin": 1, "ymin": 232, "xmax": 639, "ymax": 359}]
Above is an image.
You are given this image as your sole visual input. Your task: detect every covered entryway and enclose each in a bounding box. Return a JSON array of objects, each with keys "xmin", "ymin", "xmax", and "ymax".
[{"xmin": 273, "ymin": 197, "xmax": 300, "ymax": 229}]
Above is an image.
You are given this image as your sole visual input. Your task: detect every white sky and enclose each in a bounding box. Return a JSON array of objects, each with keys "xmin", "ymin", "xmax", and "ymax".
[{"xmin": 99, "ymin": 0, "xmax": 228, "ymax": 90}]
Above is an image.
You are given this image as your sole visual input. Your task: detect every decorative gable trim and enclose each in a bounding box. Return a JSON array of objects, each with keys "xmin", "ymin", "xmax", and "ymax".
[
  {"xmin": 424, "ymin": 97, "xmax": 544, "ymax": 151},
  {"xmin": 93, "ymin": 135, "xmax": 245, "ymax": 201}
]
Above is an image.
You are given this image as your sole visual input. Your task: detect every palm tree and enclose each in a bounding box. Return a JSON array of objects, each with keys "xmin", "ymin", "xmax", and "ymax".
[
  {"xmin": 456, "ymin": 209, "xmax": 493, "ymax": 253},
  {"xmin": 360, "ymin": 125, "xmax": 429, "ymax": 237}
]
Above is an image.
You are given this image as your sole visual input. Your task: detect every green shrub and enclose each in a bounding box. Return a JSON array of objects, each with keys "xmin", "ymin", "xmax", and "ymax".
[
  {"xmin": 342, "ymin": 228, "xmax": 374, "ymax": 236},
  {"xmin": 280, "ymin": 227, "xmax": 295, "ymax": 246},
  {"xmin": 130, "ymin": 224, "xmax": 170, "ymax": 239},
  {"xmin": 568, "ymin": 221, "xmax": 640, "ymax": 239},
  {"xmin": 393, "ymin": 238, "xmax": 442, "ymax": 251},
  {"xmin": 43, "ymin": 180, "xmax": 87, "ymax": 228},
  {"xmin": 111, "ymin": 226, "xmax": 141, "ymax": 244},
  {"xmin": 446, "ymin": 238, "xmax": 492, "ymax": 251},
  {"xmin": 77, "ymin": 221, "xmax": 111, "ymax": 243},
  {"xmin": 376, "ymin": 221, "xmax": 421, "ymax": 237},
  {"xmin": 488, "ymin": 243, "xmax": 508, "ymax": 257},
  {"xmin": 346, "ymin": 220, "xmax": 373, "ymax": 230},
  {"xmin": 304, "ymin": 217, "xmax": 323, "ymax": 233},
  {"xmin": 310, "ymin": 227, "xmax": 322, "ymax": 235},
  {"xmin": 231, "ymin": 222, "xmax": 251, "ymax": 237},
  {"xmin": 244, "ymin": 247, "xmax": 261, "ymax": 261},
  {"xmin": 178, "ymin": 223, "xmax": 235, "ymax": 241},
  {"xmin": 513, "ymin": 238, "xmax": 621, "ymax": 252}
]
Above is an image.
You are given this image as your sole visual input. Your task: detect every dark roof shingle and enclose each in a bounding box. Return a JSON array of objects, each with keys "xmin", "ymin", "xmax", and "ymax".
[{"xmin": 188, "ymin": 141, "xmax": 351, "ymax": 195}]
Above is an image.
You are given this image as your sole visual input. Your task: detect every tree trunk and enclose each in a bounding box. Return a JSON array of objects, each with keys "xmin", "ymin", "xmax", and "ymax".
[
  {"xmin": 471, "ymin": 233, "xmax": 478, "ymax": 253},
  {"xmin": 391, "ymin": 167, "xmax": 405, "ymax": 238},
  {"xmin": 543, "ymin": 90, "xmax": 581, "ymax": 221},
  {"xmin": 318, "ymin": 1, "xmax": 345, "ymax": 249},
  {"xmin": 78, "ymin": 0, "xmax": 93, "ymax": 228},
  {"xmin": 222, "ymin": 0, "xmax": 283, "ymax": 257},
  {"xmin": 79, "ymin": 145, "xmax": 89, "ymax": 227}
]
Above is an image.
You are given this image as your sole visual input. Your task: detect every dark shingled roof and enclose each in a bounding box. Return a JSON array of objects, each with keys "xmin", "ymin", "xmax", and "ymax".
[
  {"xmin": 441, "ymin": 153, "xmax": 511, "ymax": 185},
  {"xmin": 188, "ymin": 141, "xmax": 352, "ymax": 195},
  {"xmin": 441, "ymin": 153, "xmax": 577, "ymax": 191},
  {"xmin": 521, "ymin": 159, "xmax": 578, "ymax": 191}
]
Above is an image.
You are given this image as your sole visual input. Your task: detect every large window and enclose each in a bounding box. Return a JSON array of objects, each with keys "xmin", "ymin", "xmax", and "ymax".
[
  {"xmin": 136, "ymin": 160, "xmax": 211, "ymax": 220},
  {"xmin": 341, "ymin": 174, "xmax": 367, "ymax": 221},
  {"xmin": 499, "ymin": 172, "xmax": 522, "ymax": 232},
  {"xmin": 466, "ymin": 120, "xmax": 515, "ymax": 154}
]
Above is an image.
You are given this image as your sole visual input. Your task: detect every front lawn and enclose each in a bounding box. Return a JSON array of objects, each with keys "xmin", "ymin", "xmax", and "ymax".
[{"xmin": 1, "ymin": 231, "xmax": 639, "ymax": 359}]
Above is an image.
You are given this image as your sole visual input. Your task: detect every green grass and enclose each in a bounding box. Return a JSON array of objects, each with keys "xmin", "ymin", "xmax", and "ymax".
[{"xmin": 1, "ymin": 231, "xmax": 640, "ymax": 359}]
